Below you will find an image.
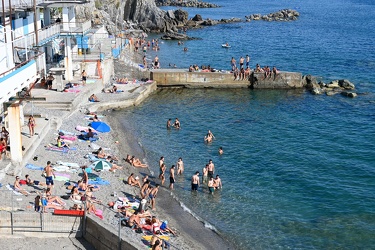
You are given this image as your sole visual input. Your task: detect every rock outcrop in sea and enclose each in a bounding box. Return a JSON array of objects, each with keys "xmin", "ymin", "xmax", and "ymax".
[
  {"xmin": 75, "ymin": 0, "xmax": 188, "ymax": 33},
  {"xmin": 246, "ymin": 9, "xmax": 300, "ymax": 22},
  {"xmin": 304, "ymin": 75, "xmax": 357, "ymax": 97},
  {"xmin": 155, "ymin": 0, "xmax": 220, "ymax": 8}
]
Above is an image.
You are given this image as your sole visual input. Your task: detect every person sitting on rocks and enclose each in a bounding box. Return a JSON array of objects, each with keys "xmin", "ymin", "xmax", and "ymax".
[
  {"xmin": 127, "ymin": 173, "xmax": 141, "ymax": 188},
  {"xmin": 255, "ymin": 64, "xmax": 263, "ymax": 73},
  {"xmin": 89, "ymin": 94, "xmax": 99, "ymax": 102},
  {"xmin": 264, "ymin": 66, "xmax": 271, "ymax": 78},
  {"xmin": 244, "ymin": 66, "xmax": 251, "ymax": 80},
  {"xmin": 272, "ymin": 66, "xmax": 279, "ymax": 79}
]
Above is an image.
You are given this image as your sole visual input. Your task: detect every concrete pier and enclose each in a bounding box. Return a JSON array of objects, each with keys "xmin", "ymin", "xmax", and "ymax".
[{"xmin": 151, "ymin": 69, "xmax": 304, "ymax": 89}]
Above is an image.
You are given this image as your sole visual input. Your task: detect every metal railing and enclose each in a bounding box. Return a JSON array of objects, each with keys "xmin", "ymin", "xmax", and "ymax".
[
  {"xmin": 0, "ymin": 0, "xmax": 90, "ymax": 11},
  {"xmin": 0, "ymin": 190, "xmax": 84, "ymax": 235}
]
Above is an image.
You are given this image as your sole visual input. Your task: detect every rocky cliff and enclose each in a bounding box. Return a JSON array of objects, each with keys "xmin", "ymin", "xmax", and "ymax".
[{"xmin": 75, "ymin": 0, "xmax": 188, "ymax": 33}]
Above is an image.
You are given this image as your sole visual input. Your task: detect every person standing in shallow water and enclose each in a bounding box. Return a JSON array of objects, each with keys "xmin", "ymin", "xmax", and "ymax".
[
  {"xmin": 202, "ymin": 164, "xmax": 208, "ymax": 184},
  {"xmin": 191, "ymin": 171, "xmax": 200, "ymax": 191},
  {"xmin": 207, "ymin": 159, "xmax": 215, "ymax": 179},
  {"xmin": 166, "ymin": 119, "xmax": 172, "ymax": 129},
  {"xmin": 173, "ymin": 118, "xmax": 180, "ymax": 129},
  {"xmin": 208, "ymin": 177, "xmax": 215, "ymax": 194},
  {"xmin": 177, "ymin": 157, "xmax": 184, "ymax": 175},
  {"xmin": 169, "ymin": 165, "xmax": 175, "ymax": 190}
]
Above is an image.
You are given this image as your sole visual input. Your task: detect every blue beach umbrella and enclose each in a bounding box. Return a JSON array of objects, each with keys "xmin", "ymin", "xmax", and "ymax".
[{"xmin": 90, "ymin": 121, "xmax": 111, "ymax": 133}]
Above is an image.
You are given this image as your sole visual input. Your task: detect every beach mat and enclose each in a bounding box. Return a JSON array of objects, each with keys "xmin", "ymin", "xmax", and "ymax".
[
  {"xmin": 6, "ymin": 184, "xmax": 23, "ymax": 196},
  {"xmin": 59, "ymin": 130, "xmax": 76, "ymax": 136},
  {"xmin": 25, "ymin": 163, "xmax": 44, "ymax": 171},
  {"xmin": 88, "ymin": 178, "xmax": 110, "ymax": 186},
  {"xmin": 56, "ymin": 161, "xmax": 80, "ymax": 168}
]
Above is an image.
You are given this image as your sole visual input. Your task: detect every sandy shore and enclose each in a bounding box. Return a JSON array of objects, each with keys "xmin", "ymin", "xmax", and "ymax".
[{"xmin": 0, "ymin": 45, "xmax": 234, "ymax": 250}]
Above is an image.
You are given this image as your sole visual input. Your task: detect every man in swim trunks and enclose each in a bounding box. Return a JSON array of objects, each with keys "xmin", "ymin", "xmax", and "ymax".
[
  {"xmin": 191, "ymin": 171, "xmax": 200, "ymax": 191},
  {"xmin": 46, "ymin": 74, "xmax": 54, "ymax": 90},
  {"xmin": 208, "ymin": 177, "xmax": 215, "ymax": 194},
  {"xmin": 246, "ymin": 55, "xmax": 250, "ymax": 67},
  {"xmin": 214, "ymin": 175, "xmax": 222, "ymax": 189},
  {"xmin": 43, "ymin": 161, "xmax": 55, "ymax": 189},
  {"xmin": 14, "ymin": 176, "xmax": 29, "ymax": 196},
  {"xmin": 207, "ymin": 159, "xmax": 215, "ymax": 179},
  {"xmin": 149, "ymin": 184, "xmax": 159, "ymax": 210},
  {"xmin": 239, "ymin": 56, "xmax": 245, "ymax": 69},
  {"xmin": 169, "ymin": 165, "xmax": 175, "ymax": 190}
]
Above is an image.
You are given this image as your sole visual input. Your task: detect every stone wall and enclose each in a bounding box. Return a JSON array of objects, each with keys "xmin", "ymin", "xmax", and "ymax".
[{"xmin": 151, "ymin": 69, "xmax": 304, "ymax": 89}]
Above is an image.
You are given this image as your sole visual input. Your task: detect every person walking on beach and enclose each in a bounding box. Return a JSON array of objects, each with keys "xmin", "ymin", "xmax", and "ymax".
[
  {"xmin": 149, "ymin": 184, "xmax": 160, "ymax": 210},
  {"xmin": 159, "ymin": 163, "xmax": 166, "ymax": 186},
  {"xmin": 159, "ymin": 156, "xmax": 164, "ymax": 168},
  {"xmin": 143, "ymin": 55, "xmax": 147, "ymax": 69},
  {"xmin": 177, "ymin": 157, "xmax": 184, "ymax": 175},
  {"xmin": 43, "ymin": 161, "xmax": 55, "ymax": 189},
  {"xmin": 154, "ymin": 55, "xmax": 159, "ymax": 69},
  {"xmin": 140, "ymin": 180, "xmax": 150, "ymax": 199},
  {"xmin": 202, "ymin": 164, "xmax": 208, "ymax": 184},
  {"xmin": 208, "ymin": 159, "xmax": 215, "ymax": 179},
  {"xmin": 169, "ymin": 165, "xmax": 175, "ymax": 190},
  {"xmin": 81, "ymin": 70, "xmax": 87, "ymax": 86},
  {"xmin": 28, "ymin": 115, "xmax": 36, "ymax": 136},
  {"xmin": 191, "ymin": 171, "xmax": 200, "ymax": 191}
]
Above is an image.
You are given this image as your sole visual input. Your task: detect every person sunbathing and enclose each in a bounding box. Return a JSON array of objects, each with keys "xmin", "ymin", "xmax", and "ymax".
[
  {"xmin": 70, "ymin": 187, "xmax": 83, "ymax": 202},
  {"xmin": 127, "ymin": 173, "xmax": 141, "ymax": 188},
  {"xmin": 85, "ymin": 187, "xmax": 102, "ymax": 204},
  {"xmin": 57, "ymin": 136, "xmax": 70, "ymax": 149},
  {"xmin": 89, "ymin": 94, "xmax": 99, "ymax": 102},
  {"xmin": 97, "ymin": 148, "xmax": 107, "ymax": 159},
  {"xmin": 14, "ymin": 176, "xmax": 29, "ymax": 196},
  {"xmin": 130, "ymin": 156, "xmax": 147, "ymax": 168},
  {"xmin": 45, "ymin": 188, "xmax": 66, "ymax": 206},
  {"xmin": 25, "ymin": 174, "xmax": 46, "ymax": 186},
  {"xmin": 124, "ymin": 154, "xmax": 132, "ymax": 164},
  {"xmin": 109, "ymin": 161, "xmax": 123, "ymax": 172}
]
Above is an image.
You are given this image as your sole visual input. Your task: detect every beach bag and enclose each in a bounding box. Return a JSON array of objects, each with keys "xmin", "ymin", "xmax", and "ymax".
[
  {"xmin": 19, "ymin": 180, "xmax": 27, "ymax": 185},
  {"xmin": 135, "ymin": 228, "xmax": 143, "ymax": 234}
]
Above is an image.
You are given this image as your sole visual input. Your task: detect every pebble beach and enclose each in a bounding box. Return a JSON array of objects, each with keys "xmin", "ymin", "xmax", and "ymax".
[{"xmin": 0, "ymin": 43, "xmax": 234, "ymax": 250}]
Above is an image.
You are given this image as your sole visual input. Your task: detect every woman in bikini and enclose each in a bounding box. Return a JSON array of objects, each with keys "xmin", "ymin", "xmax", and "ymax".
[{"xmin": 28, "ymin": 116, "xmax": 36, "ymax": 136}]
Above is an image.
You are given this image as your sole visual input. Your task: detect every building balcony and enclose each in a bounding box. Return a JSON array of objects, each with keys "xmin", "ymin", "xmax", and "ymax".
[
  {"xmin": 0, "ymin": 51, "xmax": 45, "ymax": 104},
  {"xmin": 0, "ymin": 0, "xmax": 90, "ymax": 12},
  {"xmin": 13, "ymin": 23, "xmax": 61, "ymax": 48},
  {"xmin": 59, "ymin": 20, "xmax": 92, "ymax": 36}
]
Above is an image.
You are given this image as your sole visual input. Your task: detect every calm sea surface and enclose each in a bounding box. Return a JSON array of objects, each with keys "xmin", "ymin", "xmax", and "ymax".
[{"xmin": 114, "ymin": 0, "xmax": 375, "ymax": 248}]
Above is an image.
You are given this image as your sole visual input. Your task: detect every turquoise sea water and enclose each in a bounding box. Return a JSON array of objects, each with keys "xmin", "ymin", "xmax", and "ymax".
[{"xmin": 114, "ymin": 0, "xmax": 375, "ymax": 248}]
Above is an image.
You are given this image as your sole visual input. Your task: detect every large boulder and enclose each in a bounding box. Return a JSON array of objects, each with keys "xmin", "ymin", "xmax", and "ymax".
[
  {"xmin": 338, "ymin": 79, "xmax": 355, "ymax": 89},
  {"xmin": 192, "ymin": 14, "xmax": 203, "ymax": 21},
  {"xmin": 341, "ymin": 91, "xmax": 357, "ymax": 98}
]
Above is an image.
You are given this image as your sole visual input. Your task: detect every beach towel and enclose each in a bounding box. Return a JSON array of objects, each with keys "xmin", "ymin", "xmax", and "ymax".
[
  {"xmin": 76, "ymin": 126, "xmax": 99, "ymax": 133},
  {"xmin": 45, "ymin": 146, "xmax": 68, "ymax": 153},
  {"xmin": 25, "ymin": 163, "xmax": 44, "ymax": 171},
  {"xmin": 87, "ymin": 154, "xmax": 100, "ymax": 162},
  {"xmin": 61, "ymin": 135, "xmax": 77, "ymax": 141},
  {"xmin": 55, "ymin": 172, "xmax": 71, "ymax": 178},
  {"xmin": 56, "ymin": 161, "xmax": 80, "ymax": 168},
  {"xmin": 78, "ymin": 134, "xmax": 99, "ymax": 142},
  {"xmin": 94, "ymin": 209, "xmax": 103, "ymax": 219},
  {"xmin": 89, "ymin": 143, "xmax": 110, "ymax": 151},
  {"xmin": 88, "ymin": 178, "xmax": 110, "ymax": 186},
  {"xmin": 64, "ymin": 88, "xmax": 81, "ymax": 93},
  {"xmin": 54, "ymin": 176, "xmax": 70, "ymax": 182},
  {"xmin": 53, "ymin": 166, "xmax": 76, "ymax": 173},
  {"xmin": 6, "ymin": 184, "xmax": 24, "ymax": 196},
  {"xmin": 59, "ymin": 130, "xmax": 76, "ymax": 136}
]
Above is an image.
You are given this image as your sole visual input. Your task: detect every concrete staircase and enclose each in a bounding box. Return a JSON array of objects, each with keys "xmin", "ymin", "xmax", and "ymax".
[{"xmin": 32, "ymin": 101, "xmax": 73, "ymax": 111}]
